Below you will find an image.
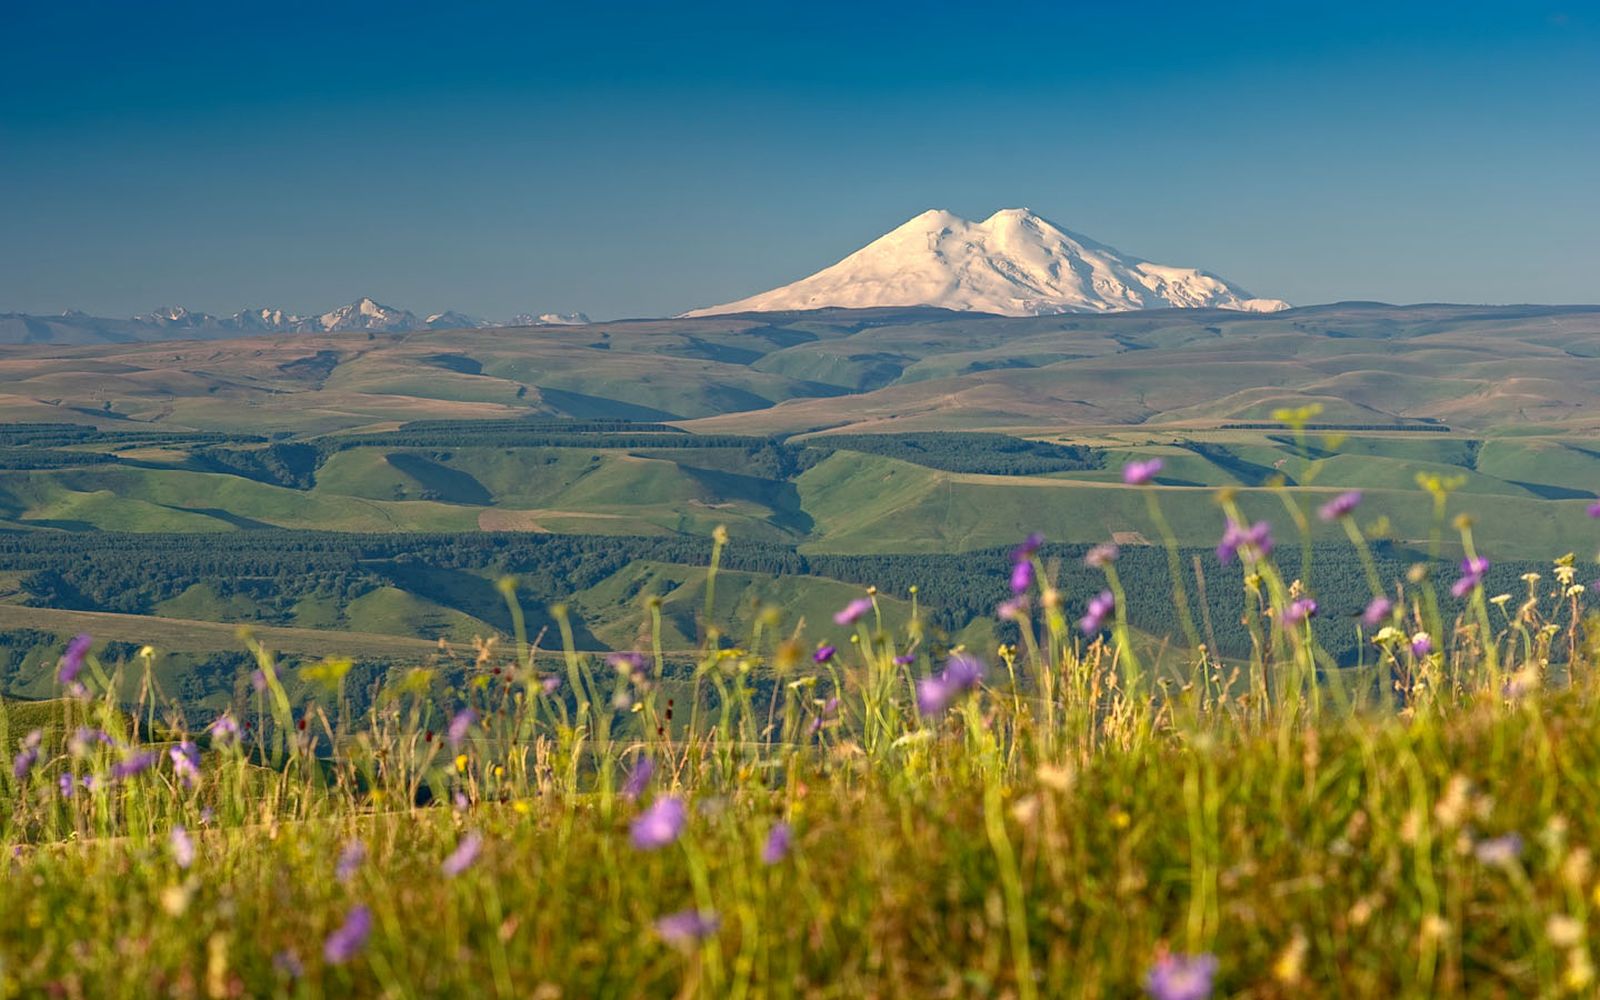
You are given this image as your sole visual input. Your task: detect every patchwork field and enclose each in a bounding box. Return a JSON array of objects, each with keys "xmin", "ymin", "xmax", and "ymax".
[{"xmin": 0, "ymin": 303, "xmax": 1598, "ymax": 670}]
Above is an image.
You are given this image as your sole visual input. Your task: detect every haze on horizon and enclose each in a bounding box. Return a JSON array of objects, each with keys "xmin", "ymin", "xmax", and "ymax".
[{"xmin": 2, "ymin": 0, "xmax": 1597, "ymax": 321}]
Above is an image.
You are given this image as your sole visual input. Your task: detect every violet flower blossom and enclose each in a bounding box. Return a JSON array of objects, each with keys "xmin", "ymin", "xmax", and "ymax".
[
  {"xmin": 762, "ymin": 821, "xmax": 793, "ymax": 865},
  {"xmin": 1079, "ymin": 590, "xmax": 1115, "ymax": 635},
  {"xmin": 58, "ymin": 633, "xmax": 92, "ymax": 685},
  {"xmin": 833, "ymin": 598, "xmax": 874, "ymax": 626},
  {"xmin": 1144, "ymin": 951, "xmax": 1218, "ymax": 1000},
  {"xmin": 441, "ymin": 831, "xmax": 483, "ymax": 877},
  {"xmin": 1123, "ymin": 459, "xmax": 1164, "ymax": 485},
  {"xmin": 323, "ymin": 905, "xmax": 373, "ymax": 964},
  {"xmin": 655, "ymin": 909, "xmax": 720, "ymax": 946},
  {"xmin": 630, "ymin": 797, "xmax": 688, "ymax": 850},
  {"xmin": 1318, "ymin": 491, "xmax": 1362, "ymax": 522},
  {"xmin": 622, "ymin": 757, "xmax": 655, "ymax": 801},
  {"xmin": 916, "ymin": 653, "xmax": 985, "ymax": 716}
]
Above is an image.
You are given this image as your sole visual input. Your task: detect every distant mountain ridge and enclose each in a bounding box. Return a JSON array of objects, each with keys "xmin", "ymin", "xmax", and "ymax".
[
  {"xmin": 686, "ymin": 208, "xmax": 1290, "ymax": 317},
  {"xmin": 0, "ymin": 298, "xmax": 591, "ymax": 345}
]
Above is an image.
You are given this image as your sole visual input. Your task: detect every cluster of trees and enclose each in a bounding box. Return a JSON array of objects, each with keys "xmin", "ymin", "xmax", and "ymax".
[
  {"xmin": 0, "ymin": 447, "xmax": 118, "ymax": 469},
  {"xmin": 192, "ymin": 443, "xmax": 321, "ymax": 489},
  {"xmin": 0, "ymin": 422, "xmax": 259, "ymax": 449},
  {"xmin": 0, "ymin": 529, "xmax": 1545, "ymax": 669}
]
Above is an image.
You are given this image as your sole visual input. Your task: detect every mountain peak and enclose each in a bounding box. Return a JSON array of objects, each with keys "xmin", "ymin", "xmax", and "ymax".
[
  {"xmin": 317, "ymin": 297, "xmax": 420, "ymax": 331},
  {"xmin": 685, "ymin": 209, "xmax": 1289, "ymax": 317}
]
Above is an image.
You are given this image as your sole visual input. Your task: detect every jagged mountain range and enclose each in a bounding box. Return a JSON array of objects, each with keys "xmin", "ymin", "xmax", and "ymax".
[
  {"xmin": 6, "ymin": 210, "xmax": 1286, "ymax": 344},
  {"xmin": 687, "ymin": 208, "xmax": 1289, "ymax": 317},
  {"xmin": 0, "ymin": 298, "xmax": 592, "ymax": 345}
]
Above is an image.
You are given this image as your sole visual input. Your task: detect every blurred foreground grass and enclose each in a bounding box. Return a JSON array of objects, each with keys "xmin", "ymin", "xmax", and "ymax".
[{"xmin": 6, "ymin": 462, "xmax": 1600, "ymax": 997}]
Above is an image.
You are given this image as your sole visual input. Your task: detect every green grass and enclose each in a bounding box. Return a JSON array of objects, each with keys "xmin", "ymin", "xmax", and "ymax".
[
  {"xmin": 342, "ymin": 586, "xmax": 493, "ymax": 643},
  {"xmin": 3, "ymin": 481, "xmax": 1600, "ymax": 995}
]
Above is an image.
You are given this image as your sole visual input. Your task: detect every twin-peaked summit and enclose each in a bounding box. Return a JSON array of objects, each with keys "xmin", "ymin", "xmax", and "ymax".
[{"xmin": 686, "ymin": 208, "xmax": 1289, "ymax": 318}]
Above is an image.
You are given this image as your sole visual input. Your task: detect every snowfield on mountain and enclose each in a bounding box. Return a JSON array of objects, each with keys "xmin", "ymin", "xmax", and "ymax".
[{"xmin": 687, "ymin": 208, "xmax": 1289, "ymax": 318}]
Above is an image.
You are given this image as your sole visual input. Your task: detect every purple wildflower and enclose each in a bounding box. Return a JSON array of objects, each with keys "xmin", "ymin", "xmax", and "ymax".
[
  {"xmin": 892, "ymin": 653, "xmax": 916, "ymax": 667},
  {"xmin": 1079, "ymin": 590, "xmax": 1115, "ymax": 635},
  {"xmin": 1589, "ymin": 501, "xmax": 1600, "ymax": 519},
  {"xmin": 622, "ymin": 757, "xmax": 655, "ymax": 801},
  {"xmin": 916, "ymin": 653, "xmax": 985, "ymax": 716},
  {"xmin": 812, "ymin": 645, "xmax": 836, "ymax": 664},
  {"xmin": 1280, "ymin": 598, "xmax": 1318, "ymax": 628},
  {"xmin": 1085, "ymin": 542, "xmax": 1119, "ymax": 568},
  {"xmin": 655, "ymin": 909, "xmax": 720, "ymax": 946},
  {"xmin": 110, "ymin": 750, "xmax": 158, "ymax": 780},
  {"xmin": 58, "ymin": 633, "xmax": 92, "ymax": 686},
  {"xmin": 1217, "ymin": 519, "xmax": 1273, "ymax": 564},
  {"xmin": 12, "ymin": 730, "xmax": 42, "ymax": 780},
  {"xmin": 11, "ymin": 750, "xmax": 36, "ymax": 781},
  {"xmin": 250, "ymin": 669, "xmax": 268, "ymax": 693},
  {"xmin": 170, "ymin": 825, "xmax": 195, "ymax": 870},
  {"xmin": 58, "ymin": 773, "xmax": 75, "ymax": 798},
  {"xmin": 170, "ymin": 741, "xmax": 201, "ymax": 788},
  {"xmin": 1122, "ymin": 459, "xmax": 1165, "ymax": 486},
  {"xmin": 1247, "ymin": 520, "xmax": 1275, "ymax": 556},
  {"xmin": 441, "ymin": 831, "xmax": 483, "ymax": 877},
  {"xmin": 68, "ymin": 727, "xmax": 109, "ymax": 757},
  {"xmin": 1009, "ymin": 560, "xmax": 1034, "ymax": 595},
  {"xmin": 336, "ymin": 840, "xmax": 366, "ymax": 884},
  {"xmin": 1410, "ymin": 632, "xmax": 1435, "ymax": 658},
  {"xmin": 1452, "ymin": 556, "xmax": 1490, "ymax": 599},
  {"xmin": 447, "ymin": 709, "xmax": 476, "ymax": 750},
  {"xmin": 630, "ymin": 796, "xmax": 688, "ymax": 851},
  {"xmin": 608, "ymin": 651, "xmax": 648, "ymax": 680},
  {"xmin": 207, "ymin": 714, "xmax": 239, "ymax": 746},
  {"xmin": 762, "ymin": 821, "xmax": 793, "ymax": 865},
  {"xmin": 1361, "ymin": 597, "xmax": 1393, "ymax": 628},
  {"xmin": 323, "ymin": 905, "xmax": 373, "ymax": 964},
  {"xmin": 540, "ymin": 675, "xmax": 562, "ymax": 695},
  {"xmin": 1144, "ymin": 951, "xmax": 1218, "ymax": 1000},
  {"xmin": 1010, "ymin": 532, "xmax": 1045, "ymax": 562},
  {"xmin": 1475, "ymin": 833, "xmax": 1524, "ymax": 867},
  {"xmin": 996, "ymin": 596, "xmax": 1029, "ymax": 620},
  {"xmin": 1318, "ymin": 491, "xmax": 1362, "ymax": 522},
  {"xmin": 833, "ymin": 598, "xmax": 874, "ymax": 626},
  {"xmin": 807, "ymin": 696, "xmax": 840, "ymax": 736}
]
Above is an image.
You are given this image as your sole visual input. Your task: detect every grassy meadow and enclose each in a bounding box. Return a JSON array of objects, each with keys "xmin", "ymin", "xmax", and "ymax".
[
  {"xmin": 7, "ymin": 452, "xmax": 1600, "ymax": 996},
  {"xmin": 5, "ymin": 306, "xmax": 1600, "ymax": 993}
]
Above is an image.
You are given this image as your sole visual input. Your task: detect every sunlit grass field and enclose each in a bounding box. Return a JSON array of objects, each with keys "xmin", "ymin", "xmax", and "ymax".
[{"xmin": 6, "ymin": 435, "xmax": 1600, "ymax": 997}]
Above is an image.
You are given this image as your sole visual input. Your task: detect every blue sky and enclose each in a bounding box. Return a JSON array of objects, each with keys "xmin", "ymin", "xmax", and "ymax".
[{"xmin": 2, "ymin": 1, "xmax": 1596, "ymax": 319}]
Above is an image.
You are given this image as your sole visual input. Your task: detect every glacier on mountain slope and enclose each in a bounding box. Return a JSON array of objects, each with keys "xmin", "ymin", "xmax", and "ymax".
[{"xmin": 685, "ymin": 208, "xmax": 1289, "ymax": 317}]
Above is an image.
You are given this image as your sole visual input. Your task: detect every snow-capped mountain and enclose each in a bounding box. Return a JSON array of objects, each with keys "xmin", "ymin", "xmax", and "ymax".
[
  {"xmin": 232, "ymin": 307, "xmax": 304, "ymax": 331},
  {"xmin": 140, "ymin": 298, "xmax": 428, "ymax": 333},
  {"xmin": 685, "ymin": 208, "xmax": 1289, "ymax": 317},
  {"xmin": 137, "ymin": 306, "xmax": 220, "ymax": 329},
  {"xmin": 425, "ymin": 311, "xmax": 493, "ymax": 330},
  {"xmin": 313, "ymin": 297, "xmax": 423, "ymax": 332},
  {"xmin": 0, "ymin": 298, "xmax": 598, "ymax": 344},
  {"xmin": 508, "ymin": 312, "xmax": 591, "ymax": 327}
]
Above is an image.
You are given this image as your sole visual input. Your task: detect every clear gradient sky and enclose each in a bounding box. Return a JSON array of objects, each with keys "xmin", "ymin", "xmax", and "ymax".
[{"xmin": 2, "ymin": 1, "xmax": 1597, "ymax": 319}]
